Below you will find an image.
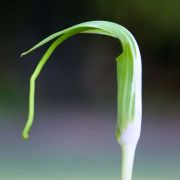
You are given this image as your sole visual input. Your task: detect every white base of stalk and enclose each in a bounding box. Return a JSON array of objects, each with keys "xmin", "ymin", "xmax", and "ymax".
[
  {"xmin": 121, "ymin": 142, "xmax": 137, "ymax": 180},
  {"xmin": 117, "ymin": 120, "xmax": 141, "ymax": 180}
]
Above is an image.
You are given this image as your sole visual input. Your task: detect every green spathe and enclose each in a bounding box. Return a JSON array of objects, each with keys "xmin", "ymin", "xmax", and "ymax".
[{"xmin": 21, "ymin": 21, "xmax": 142, "ymax": 180}]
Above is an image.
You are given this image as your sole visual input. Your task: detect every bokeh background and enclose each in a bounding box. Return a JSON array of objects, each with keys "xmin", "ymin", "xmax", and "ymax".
[{"xmin": 0, "ymin": 0, "xmax": 180, "ymax": 179}]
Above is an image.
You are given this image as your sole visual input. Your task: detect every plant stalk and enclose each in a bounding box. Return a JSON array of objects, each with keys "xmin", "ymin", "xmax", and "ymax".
[
  {"xmin": 121, "ymin": 142, "xmax": 137, "ymax": 180},
  {"xmin": 21, "ymin": 21, "xmax": 142, "ymax": 180}
]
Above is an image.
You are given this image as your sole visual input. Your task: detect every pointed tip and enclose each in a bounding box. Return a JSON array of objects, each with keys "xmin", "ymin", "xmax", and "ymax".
[
  {"xmin": 21, "ymin": 52, "xmax": 27, "ymax": 58},
  {"xmin": 22, "ymin": 133, "xmax": 29, "ymax": 140}
]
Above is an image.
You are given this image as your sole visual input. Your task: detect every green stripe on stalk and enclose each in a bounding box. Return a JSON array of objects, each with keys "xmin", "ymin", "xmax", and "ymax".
[{"xmin": 21, "ymin": 21, "xmax": 142, "ymax": 180}]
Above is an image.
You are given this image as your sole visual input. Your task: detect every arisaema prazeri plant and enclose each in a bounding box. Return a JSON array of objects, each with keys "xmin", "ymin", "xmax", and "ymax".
[{"xmin": 21, "ymin": 21, "xmax": 142, "ymax": 180}]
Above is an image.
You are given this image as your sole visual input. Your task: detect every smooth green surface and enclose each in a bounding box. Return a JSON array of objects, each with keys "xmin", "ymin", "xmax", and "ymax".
[
  {"xmin": 21, "ymin": 21, "xmax": 142, "ymax": 180},
  {"xmin": 21, "ymin": 21, "xmax": 141, "ymax": 141}
]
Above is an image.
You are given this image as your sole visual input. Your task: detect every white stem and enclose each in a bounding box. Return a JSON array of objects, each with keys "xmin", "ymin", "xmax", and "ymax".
[{"xmin": 121, "ymin": 142, "xmax": 137, "ymax": 180}]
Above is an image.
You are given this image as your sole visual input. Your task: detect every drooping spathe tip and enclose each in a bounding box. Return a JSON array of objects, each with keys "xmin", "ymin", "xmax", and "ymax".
[
  {"xmin": 22, "ymin": 132, "xmax": 29, "ymax": 140},
  {"xmin": 21, "ymin": 52, "xmax": 26, "ymax": 58},
  {"xmin": 21, "ymin": 46, "xmax": 37, "ymax": 57}
]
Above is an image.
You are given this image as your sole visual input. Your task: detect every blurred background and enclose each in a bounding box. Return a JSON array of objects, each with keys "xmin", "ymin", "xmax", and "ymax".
[{"xmin": 0, "ymin": 0, "xmax": 180, "ymax": 179}]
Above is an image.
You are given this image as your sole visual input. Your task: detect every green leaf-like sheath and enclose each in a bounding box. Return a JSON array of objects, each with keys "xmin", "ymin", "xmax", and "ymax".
[{"xmin": 21, "ymin": 21, "xmax": 142, "ymax": 180}]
